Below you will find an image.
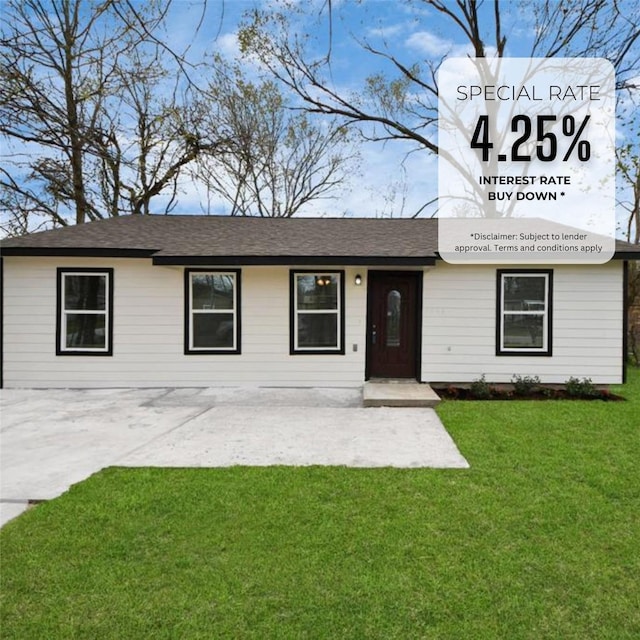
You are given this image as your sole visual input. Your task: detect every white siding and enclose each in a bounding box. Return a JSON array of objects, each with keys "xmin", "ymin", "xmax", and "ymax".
[
  {"xmin": 420, "ymin": 262, "xmax": 625, "ymax": 384},
  {"xmin": 2, "ymin": 258, "xmax": 625, "ymax": 387},
  {"xmin": 2, "ymin": 258, "xmax": 367, "ymax": 388}
]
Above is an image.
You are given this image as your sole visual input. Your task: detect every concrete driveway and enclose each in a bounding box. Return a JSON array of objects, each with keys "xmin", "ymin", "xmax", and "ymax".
[{"xmin": 0, "ymin": 387, "xmax": 469, "ymax": 526}]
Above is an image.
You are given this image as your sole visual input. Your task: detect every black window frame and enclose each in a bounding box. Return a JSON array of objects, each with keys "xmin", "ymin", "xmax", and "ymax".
[
  {"xmin": 56, "ymin": 267, "xmax": 114, "ymax": 356},
  {"xmin": 290, "ymin": 269, "xmax": 346, "ymax": 355},
  {"xmin": 184, "ymin": 268, "xmax": 241, "ymax": 355},
  {"xmin": 496, "ymin": 269, "xmax": 553, "ymax": 357}
]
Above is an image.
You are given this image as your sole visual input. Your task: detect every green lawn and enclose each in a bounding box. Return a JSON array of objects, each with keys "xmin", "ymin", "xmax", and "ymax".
[{"xmin": 1, "ymin": 369, "xmax": 639, "ymax": 639}]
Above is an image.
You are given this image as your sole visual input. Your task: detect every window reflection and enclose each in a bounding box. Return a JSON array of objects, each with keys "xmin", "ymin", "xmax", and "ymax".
[
  {"xmin": 295, "ymin": 273, "xmax": 340, "ymax": 350},
  {"xmin": 387, "ymin": 289, "xmax": 401, "ymax": 347}
]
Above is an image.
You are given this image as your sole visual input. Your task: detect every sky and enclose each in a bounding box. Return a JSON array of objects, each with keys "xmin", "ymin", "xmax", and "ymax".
[
  {"xmin": 159, "ymin": 0, "xmax": 638, "ymax": 230},
  {"xmin": 1, "ymin": 0, "xmax": 638, "ymax": 231},
  {"xmin": 163, "ymin": 0, "xmax": 543, "ymax": 219}
]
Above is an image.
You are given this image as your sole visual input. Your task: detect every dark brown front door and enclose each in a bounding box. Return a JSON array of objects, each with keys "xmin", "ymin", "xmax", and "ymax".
[{"xmin": 367, "ymin": 271, "xmax": 421, "ymax": 379}]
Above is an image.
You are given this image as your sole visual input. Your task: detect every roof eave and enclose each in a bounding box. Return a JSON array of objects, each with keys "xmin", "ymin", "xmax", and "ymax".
[
  {"xmin": 151, "ymin": 255, "xmax": 437, "ymax": 266},
  {"xmin": 3, "ymin": 246, "xmax": 634, "ymax": 262},
  {"xmin": 613, "ymin": 250, "xmax": 640, "ymax": 260},
  {"xmin": 0, "ymin": 247, "xmax": 157, "ymax": 258}
]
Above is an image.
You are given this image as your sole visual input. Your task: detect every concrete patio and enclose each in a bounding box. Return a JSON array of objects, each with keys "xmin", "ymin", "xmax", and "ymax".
[{"xmin": 0, "ymin": 386, "xmax": 468, "ymax": 527}]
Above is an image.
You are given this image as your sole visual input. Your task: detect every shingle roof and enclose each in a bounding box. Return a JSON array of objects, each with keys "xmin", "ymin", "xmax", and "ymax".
[
  {"xmin": 1, "ymin": 214, "xmax": 638, "ymax": 263},
  {"xmin": 0, "ymin": 215, "xmax": 440, "ymax": 265}
]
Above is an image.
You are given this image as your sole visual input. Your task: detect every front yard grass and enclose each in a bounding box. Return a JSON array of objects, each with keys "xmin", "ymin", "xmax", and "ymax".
[{"xmin": 1, "ymin": 368, "xmax": 639, "ymax": 639}]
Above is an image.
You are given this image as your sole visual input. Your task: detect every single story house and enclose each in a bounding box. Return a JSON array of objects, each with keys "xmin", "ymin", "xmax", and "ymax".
[{"xmin": 1, "ymin": 215, "xmax": 638, "ymax": 388}]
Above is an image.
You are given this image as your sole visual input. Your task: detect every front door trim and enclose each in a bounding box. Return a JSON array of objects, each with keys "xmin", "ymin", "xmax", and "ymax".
[{"xmin": 365, "ymin": 270, "xmax": 423, "ymax": 381}]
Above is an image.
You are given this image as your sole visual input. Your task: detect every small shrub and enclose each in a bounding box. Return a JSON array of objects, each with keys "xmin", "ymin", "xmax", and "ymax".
[
  {"xmin": 565, "ymin": 376, "xmax": 598, "ymax": 398},
  {"xmin": 511, "ymin": 374, "xmax": 541, "ymax": 396},
  {"xmin": 470, "ymin": 375, "xmax": 491, "ymax": 400}
]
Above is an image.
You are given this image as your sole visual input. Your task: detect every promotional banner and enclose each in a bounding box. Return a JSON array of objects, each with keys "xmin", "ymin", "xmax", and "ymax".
[{"xmin": 438, "ymin": 57, "xmax": 616, "ymax": 263}]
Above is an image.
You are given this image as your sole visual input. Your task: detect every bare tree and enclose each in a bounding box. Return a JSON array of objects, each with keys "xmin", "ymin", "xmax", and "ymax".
[
  {"xmin": 617, "ymin": 113, "xmax": 639, "ymax": 245},
  {"xmin": 628, "ymin": 261, "xmax": 640, "ymax": 365},
  {"xmin": 0, "ymin": 0, "xmax": 357, "ymax": 235},
  {"xmin": 0, "ymin": 0, "xmax": 211, "ymax": 233},
  {"xmin": 617, "ymin": 100, "xmax": 640, "ymax": 364},
  {"xmin": 618, "ymin": 153, "xmax": 639, "ymax": 247},
  {"xmin": 94, "ymin": 44, "xmax": 227, "ymax": 219},
  {"xmin": 193, "ymin": 62, "xmax": 357, "ymax": 217},
  {"xmin": 239, "ymin": 0, "xmax": 640, "ymax": 218}
]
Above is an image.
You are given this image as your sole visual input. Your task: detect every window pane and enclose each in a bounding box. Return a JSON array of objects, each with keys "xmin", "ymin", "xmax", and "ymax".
[
  {"xmin": 386, "ymin": 290, "xmax": 401, "ymax": 347},
  {"xmin": 503, "ymin": 276, "xmax": 546, "ymax": 311},
  {"xmin": 503, "ymin": 314, "xmax": 544, "ymax": 349},
  {"xmin": 65, "ymin": 313, "xmax": 106, "ymax": 349},
  {"xmin": 192, "ymin": 274, "xmax": 234, "ymax": 310},
  {"xmin": 298, "ymin": 313, "xmax": 338, "ymax": 348},
  {"xmin": 193, "ymin": 313, "xmax": 234, "ymax": 349},
  {"xmin": 64, "ymin": 275, "xmax": 106, "ymax": 311},
  {"xmin": 297, "ymin": 275, "xmax": 338, "ymax": 310}
]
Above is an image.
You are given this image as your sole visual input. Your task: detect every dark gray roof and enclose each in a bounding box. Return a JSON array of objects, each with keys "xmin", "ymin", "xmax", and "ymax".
[
  {"xmin": 0, "ymin": 215, "xmax": 440, "ymax": 265},
  {"xmin": 1, "ymin": 214, "xmax": 638, "ymax": 263}
]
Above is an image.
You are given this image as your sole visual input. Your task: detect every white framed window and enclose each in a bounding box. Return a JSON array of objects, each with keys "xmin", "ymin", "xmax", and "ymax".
[
  {"xmin": 290, "ymin": 271, "xmax": 345, "ymax": 354},
  {"xmin": 497, "ymin": 270, "xmax": 553, "ymax": 356},
  {"xmin": 185, "ymin": 270, "xmax": 240, "ymax": 354},
  {"xmin": 57, "ymin": 268, "xmax": 113, "ymax": 355}
]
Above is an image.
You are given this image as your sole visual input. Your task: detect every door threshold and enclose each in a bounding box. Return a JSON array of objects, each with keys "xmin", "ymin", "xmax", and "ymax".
[{"xmin": 367, "ymin": 378, "xmax": 419, "ymax": 384}]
